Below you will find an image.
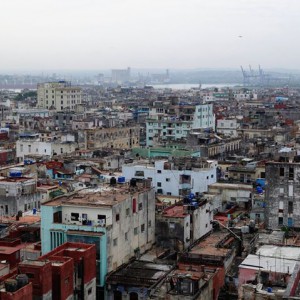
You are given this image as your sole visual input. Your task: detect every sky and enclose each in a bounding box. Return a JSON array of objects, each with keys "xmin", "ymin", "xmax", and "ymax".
[{"xmin": 0, "ymin": 0, "xmax": 299, "ymax": 71}]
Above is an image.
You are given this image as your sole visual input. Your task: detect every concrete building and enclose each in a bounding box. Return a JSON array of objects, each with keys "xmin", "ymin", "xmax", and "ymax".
[
  {"xmin": 37, "ymin": 81, "xmax": 82, "ymax": 111},
  {"xmin": 122, "ymin": 158, "xmax": 217, "ymax": 197},
  {"xmin": 238, "ymin": 245, "xmax": 300, "ymax": 299},
  {"xmin": 78, "ymin": 126, "xmax": 140, "ymax": 150},
  {"xmin": 0, "ymin": 174, "xmax": 38, "ymax": 216},
  {"xmin": 145, "ymin": 104, "xmax": 215, "ymax": 147},
  {"xmin": 106, "ymin": 260, "xmax": 173, "ymax": 300},
  {"xmin": 41, "ymin": 181, "xmax": 156, "ymax": 293},
  {"xmin": 111, "ymin": 67, "xmax": 131, "ymax": 83},
  {"xmin": 216, "ymin": 118, "xmax": 240, "ymax": 137},
  {"xmin": 16, "ymin": 133, "xmax": 77, "ymax": 161},
  {"xmin": 156, "ymin": 197, "xmax": 213, "ymax": 250},
  {"xmin": 39, "ymin": 242, "xmax": 96, "ymax": 300},
  {"xmin": 265, "ymin": 158, "xmax": 300, "ymax": 229},
  {"xmin": 208, "ymin": 182, "xmax": 253, "ymax": 210}
]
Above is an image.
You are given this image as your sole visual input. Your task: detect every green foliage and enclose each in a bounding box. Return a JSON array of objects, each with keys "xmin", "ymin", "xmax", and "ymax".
[{"xmin": 14, "ymin": 91, "xmax": 37, "ymax": 101}]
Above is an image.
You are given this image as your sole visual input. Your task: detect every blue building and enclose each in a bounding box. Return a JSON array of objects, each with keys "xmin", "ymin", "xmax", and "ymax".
[{"xmin": 41, "ymin": 181, "xmax": 156, "ymax": 294}]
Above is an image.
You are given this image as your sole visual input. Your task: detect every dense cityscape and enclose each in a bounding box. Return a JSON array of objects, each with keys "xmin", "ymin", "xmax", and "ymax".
[
  {"xmin": 0, "ymin": 71, "xmax": 298, "ymax": 299},
  {"xmin": 1, "ymin": 0, "xmax": 300, "ymax": 299}
]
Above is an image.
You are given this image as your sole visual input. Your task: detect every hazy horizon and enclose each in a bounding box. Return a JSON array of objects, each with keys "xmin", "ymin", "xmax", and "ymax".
[{"xmin": 1, "ymin": 0, "xmax": 299, "ymax": 71}]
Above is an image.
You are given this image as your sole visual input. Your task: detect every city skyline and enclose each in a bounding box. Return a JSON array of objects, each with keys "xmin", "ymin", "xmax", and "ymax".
[{"xmin": 0, "ymin": 0, "xmax": 299, "ymax": 70}]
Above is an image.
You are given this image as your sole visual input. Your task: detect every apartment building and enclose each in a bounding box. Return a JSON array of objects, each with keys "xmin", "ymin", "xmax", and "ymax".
[
  {"xmin": 216, "ymin": 118, "xmax": 240, "ymax": 137},
  {"xmin": 265, "ymin": 158, "xmax": 300, "ymax": 229},
  {"xmin": 37, "ymin": 81, "xmax": 82, "ymax": 111},
  {"xmin": 146, "ymin": 103, "xmax": 215, "ymax": 147},
  {"xmin": 41, "ymin": 180, "xmax": 156, "ymax": 290},
  {"xmin": 122, "ymin": 158, "xmax": 217, "ymax": 196},
  {"xmin": 78, "ymin": 126, "xmax": 140, "ymax": 150},
  {"xmin": 16, "ymin": 133, "xmax": 77, "ymax": 161},
  {"xmin": 0, "ymin": 173, "xmax": 38, "ymax": 216}
]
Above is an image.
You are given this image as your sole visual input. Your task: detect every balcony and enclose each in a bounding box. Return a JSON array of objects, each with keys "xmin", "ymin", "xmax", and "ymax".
[{"xmin": 180, "ymin": 183, "xmax": 192, "ymax": 190}]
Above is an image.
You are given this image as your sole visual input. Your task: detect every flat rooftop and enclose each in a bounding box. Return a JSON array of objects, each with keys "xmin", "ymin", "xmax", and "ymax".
[
  {"xmin": 0, "ymin": 177, "xmax": 34, "ymax": 183},
  {"xmin": 44, "ymin": 184, "xmax": 152, "ymax": 207},
  {"xmin": 240, "ymin": 254, "xmax": 296, "ymax": 275},
  {"xmin": 256, "ymin": 245, "xmax": 300, "ymax": 261},
  {"xmin": 107, "ymin": 260, "xmax": 173, "ymax": 287},
  {"xmin": 208, "ymin": 182, "xmax": 253, "ymax": 191},
  {"xmin": 189, "ymin": 231, "xmax": 232, "ymax": 258},
  {"xmin": 19, "ymin": 260, "xmax": 49, "ymax": 267}
]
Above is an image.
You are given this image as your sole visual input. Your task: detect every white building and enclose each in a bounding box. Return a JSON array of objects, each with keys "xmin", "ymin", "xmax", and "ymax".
[
  {"xmin": 37, "ymin": 81, "xmax": 82, "ymax": 111},
  {"xmin": 192, "ymin": 103, "xmax": 215, "ymax": 131},
  {"xmin": 16, "ymin": 133, "xmax": 77, "ymax": 160},
  {"xmin": 41, "ymin": 181, "xmax": 156, "ymax": 287},
  {"xmin": 146, "ymin": 103, "xmax": 215, "ymax": 147},
  {"xmin": 217, "ymin": 118, "xmax": 240, "ymax": 137},
  {"xmin": 122, "ymin": 159, "xmax": 217, "ymax": 196},
  {"xmin": 233, "ymin": 90, "xmax": 252, "ymax": 101}
]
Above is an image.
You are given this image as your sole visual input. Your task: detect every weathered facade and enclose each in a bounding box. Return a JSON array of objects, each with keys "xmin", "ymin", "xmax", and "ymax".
[
  {"xmin": 78, "ymin": 126, "xmax": 140, "ymax": 150},
  {"xmin": 265, "ymin": 160, "xmax": 300, "ymax": 229}
]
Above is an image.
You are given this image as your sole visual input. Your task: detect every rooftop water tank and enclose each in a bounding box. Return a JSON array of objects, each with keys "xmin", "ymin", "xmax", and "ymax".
[
  {"xmin": 5, "ymin": 279, "xmax": 18, "ymax": 292},
  {"xmin": 118, "ymin": 176, "xmax": 126, "ymax": 184},
  {"xmin": 16, "ymin": 274, "xmax": 29, "ymax": 289}
]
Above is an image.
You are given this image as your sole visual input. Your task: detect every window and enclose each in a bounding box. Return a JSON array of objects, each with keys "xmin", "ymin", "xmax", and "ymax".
[
  {"xmin": 135, "ymin": 170, "xmax": 144, "ymax": 176},
  {"xmin": 134, "ymin": 227, "xmax": 138, "ymax": 235},
  {"xmin": 157, "ymin": 188, "xmax": 163, "ymax": 194},
  {"xmin": 278, "ymin": 217, "xmax": 283, "ymax": 225},
  {"xmin": 132, "ymin": 198, "xmax": 137, "ymax": 213},
  {"xmin": 71, "ymin": 213, "xmax": 79, "ymax": 221},
  {"xmin": 126, "ymin": 208, "xmax": 130, "ymax": 216},
  {"xmin": 125, "ymin": 232, "xmax": 128, "ymax": 240},
  {"xmin": 279, "ymin": 201, "xmax": 284, "ymax": 213},
  {"xmin": 166, "ymin": 178, "xmax": 170, "ymax": 182},
  {"xmin": 211, "ymin": 174, "xmax": 214, "ymax": 178},
  {"xmin": 88, "ymin": 288, "xmax": 92, "ymax": 295},
  {"xmin": 138, "ymin": 203, "xmax": 143, "ymax": 211},
  {"xmin": 113, "ymin": 238, "xmax": 118, "ymax": 246},
  {"xmin": 289, "ymin": 185, "xmax": 294, "ymax": 197},
  {"xmin": 28, "ymin": 145, "xmax": 31, "ymax": 153},
  {"xmin": 157, "ymin": 182, "xmax": 162, "ymax": 187},
  {"xmin": 148, "ymin": 220, "xmax": 152, "ymax": 227},
  {"xmin": 169, "ymin": 222, "xmax": 175, "ymax": 229},
  {"xmin": 115, "ymin": 214, "xmax": 120, "ymax": 222},
  {"xmin": 289, "ymin": 168, "xmax": 294, "ymax": 180},
  {"xmin": 288, "ymin": 201, "xmax": 294, "ymax": 214},
  {"xmin": 141, "ymin": 224, "xmax": 145, "ymax": 232},
  {"xmin": 279, "ymin": 167, "xmax": 285, "ymax": 177},
  {"xmin": 157, "ymin": 170, "xmax": 162, "ymax": 174}
]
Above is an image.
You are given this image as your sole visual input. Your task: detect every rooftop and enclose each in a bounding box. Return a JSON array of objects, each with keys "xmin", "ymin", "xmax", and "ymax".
[
  {"xmin": 189, "ymin": 231, "xmax": 232, "ymax": 258},
  {"xmin": 44, "ymin": 183, "xmax": 152, "ymax": 207},
  {"xmin": 106, "ymin": 260, "xmax": 173, "ymax": 287}
]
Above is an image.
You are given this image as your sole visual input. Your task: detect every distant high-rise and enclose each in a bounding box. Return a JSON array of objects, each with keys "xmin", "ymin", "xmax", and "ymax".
[
  {"xmin": 111, "ymin": 67, "xmax": 131, "ymax": 83},
  {"xmin": 37, "ymin": 81, "xmax": 82, "ymax": 111}
]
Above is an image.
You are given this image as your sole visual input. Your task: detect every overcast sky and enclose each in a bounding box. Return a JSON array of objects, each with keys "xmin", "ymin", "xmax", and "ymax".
[{"xmin": 0, "ymin": 0, "xmax": 299, "ymax": 71}]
